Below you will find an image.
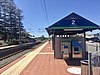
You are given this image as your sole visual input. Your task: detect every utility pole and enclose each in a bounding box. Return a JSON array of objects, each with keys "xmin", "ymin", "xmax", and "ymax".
[{"xmin": 18, "ymin": 15, "xmax": 21, "ymax": 44}]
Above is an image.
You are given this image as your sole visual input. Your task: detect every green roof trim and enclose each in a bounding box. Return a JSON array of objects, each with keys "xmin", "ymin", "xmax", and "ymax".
[{"xmin": 50, "ymin": 26, "xmax": 98, "ymax": 29}]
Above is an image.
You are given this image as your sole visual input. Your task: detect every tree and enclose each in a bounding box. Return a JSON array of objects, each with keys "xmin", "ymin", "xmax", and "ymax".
[
  {"xmin": 0, "ymin": 0, "xmax": 35, "ymax": 44},
  {"xmin": 0, "ymin": 0, "xmax": 24, "ymax": 43}
]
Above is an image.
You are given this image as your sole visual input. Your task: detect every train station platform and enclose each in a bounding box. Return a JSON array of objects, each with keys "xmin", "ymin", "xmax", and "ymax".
[{"xmin": 0, "ymin": 41, "xmax": 81, "ymax": 75}]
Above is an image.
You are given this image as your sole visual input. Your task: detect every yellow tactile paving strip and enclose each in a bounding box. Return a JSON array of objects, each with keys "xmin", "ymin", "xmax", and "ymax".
[
  {"xmin": 38, "ymin": 52, "xmax": 54, "ymax": 55},
  {"xmin": 1, "ymin": 42, "xmax": 48, "ymax": 75}
]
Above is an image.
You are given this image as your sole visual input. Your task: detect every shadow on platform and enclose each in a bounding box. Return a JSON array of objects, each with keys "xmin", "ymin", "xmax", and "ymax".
[{"xmin": 65, "ymin": 58, "xmax": 82, "ymax": 66}]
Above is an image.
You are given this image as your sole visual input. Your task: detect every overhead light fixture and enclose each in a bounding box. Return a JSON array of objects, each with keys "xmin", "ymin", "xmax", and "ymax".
[
  {"xmin": 64, "ymin": 29, "xmax": 83, "ymax": 31},
  {"xmin": 71, "ymin": 18, "xmax": 76, "ymax": 19}
]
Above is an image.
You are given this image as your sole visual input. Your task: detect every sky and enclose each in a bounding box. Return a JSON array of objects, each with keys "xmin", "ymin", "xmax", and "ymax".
[{"xmin": 14, "ymin": 0, "xmax": 100, "ymax": 37}]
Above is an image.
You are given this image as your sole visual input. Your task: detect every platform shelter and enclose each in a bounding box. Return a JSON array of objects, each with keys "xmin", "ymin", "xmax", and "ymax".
[{"xmin": 46, "ymin": 12, "xmax": 100, "ymax": 60}]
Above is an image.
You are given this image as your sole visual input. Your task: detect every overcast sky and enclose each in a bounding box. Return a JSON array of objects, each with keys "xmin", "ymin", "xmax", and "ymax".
[{"xmin": 14, "ymin": 0, "xmax": 100, "ymax": 37}]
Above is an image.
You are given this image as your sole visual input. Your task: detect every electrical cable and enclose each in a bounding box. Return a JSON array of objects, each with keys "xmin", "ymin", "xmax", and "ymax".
[{"xmin": 41, "ymin": 0, "xmax": 49, "ymax": 24}]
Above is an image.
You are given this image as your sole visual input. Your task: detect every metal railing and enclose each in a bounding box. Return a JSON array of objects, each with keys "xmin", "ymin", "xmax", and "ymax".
[
  {"xmin": 86, "ymin": 43, "xmax": 100, "ymax": 75},
  {"xmin": 91, "ymin": 51, "xmax": 100, "ymax": 75},
  {"xmin": 86, "ymin": 43, "xmax": 98, "ymax": 53}
]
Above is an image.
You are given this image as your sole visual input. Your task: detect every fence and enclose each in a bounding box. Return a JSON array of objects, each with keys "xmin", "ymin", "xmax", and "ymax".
[
  {"xmin": 86, "ymin": 42, "xmax": 100, "ymax": 75},
  {"xmin": 91, "ymin": 51, "xmax": 100, "ymax": 75}
]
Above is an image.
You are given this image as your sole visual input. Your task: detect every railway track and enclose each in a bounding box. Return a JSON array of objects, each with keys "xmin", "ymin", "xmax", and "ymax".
[
  {"xmin": 0, "ymin": 42, "xmax": 41, "ymax": 61},
  {"xmin": 0, "ymin": 41, "xmax": 46, "ymax": 68},
  {"xmin": 0, "ymin": 50, "xmax": 23, "ymax": 60}
]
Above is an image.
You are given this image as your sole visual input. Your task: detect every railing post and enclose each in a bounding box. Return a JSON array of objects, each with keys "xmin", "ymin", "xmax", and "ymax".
[{"xmin": 88, "ymin": 53, "xmax": 92, "ymax": 75}]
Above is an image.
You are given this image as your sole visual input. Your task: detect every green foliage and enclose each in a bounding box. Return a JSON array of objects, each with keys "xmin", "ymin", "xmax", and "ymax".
[{"xmin": 0, "ymin": 0, "xmax": 34, "ymax": 43}]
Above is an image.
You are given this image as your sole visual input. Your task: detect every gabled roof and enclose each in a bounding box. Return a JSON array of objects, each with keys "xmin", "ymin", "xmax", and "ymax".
[{"xmin": 46, "ymin": 12, "xmax": 100, "ymax": 35}]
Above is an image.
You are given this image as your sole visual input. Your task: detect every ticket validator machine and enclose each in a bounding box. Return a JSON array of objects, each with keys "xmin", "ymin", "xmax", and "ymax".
[{"xmin": 61, "ymin": 38, "xmax": 71, "ymax": 58}]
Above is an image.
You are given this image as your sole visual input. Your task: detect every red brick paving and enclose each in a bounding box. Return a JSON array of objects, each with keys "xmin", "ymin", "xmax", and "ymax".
[
  {"xmin": 20, "ymin": 42, "xmax": 81, "ymax": 75},
  {"xmin": 92, "ymin": 67, "xmax": 100, "ymax": 75},
  {"xmin": 40, "ymin": 43, "xmax": 53, "ymax": 53}
]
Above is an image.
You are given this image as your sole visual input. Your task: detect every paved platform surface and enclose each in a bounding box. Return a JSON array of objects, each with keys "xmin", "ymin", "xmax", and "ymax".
[{"xmin": 0, "ymin": 41, "xmax": 81, "ymax": 75}]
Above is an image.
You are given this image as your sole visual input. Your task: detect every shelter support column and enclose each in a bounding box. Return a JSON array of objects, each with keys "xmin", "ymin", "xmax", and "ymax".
[
  {"xmin": 54, "ymin": 36, "xmax": 63, "ymax": 59},
  {"xmin": 69, "ymin": 40, "xmax": 73, "ymax": 59},
  {"xmin": 82, "ymin": 32, "xmax": 88, "ymax": 60},
  {"xmin": 52, "ymin": 34, "xmax": 55, "ymax": 50}
]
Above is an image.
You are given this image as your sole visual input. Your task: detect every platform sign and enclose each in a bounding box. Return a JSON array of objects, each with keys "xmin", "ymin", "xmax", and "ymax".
[{"xmin": 61, "ymin": 38, "xmax": 71, "ymax": 54}]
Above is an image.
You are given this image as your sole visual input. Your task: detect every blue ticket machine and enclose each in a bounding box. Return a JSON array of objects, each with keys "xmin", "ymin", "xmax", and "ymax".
[{"xmin": 72, "ymin": 40, "xmax": 82, "ymax": 54}]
